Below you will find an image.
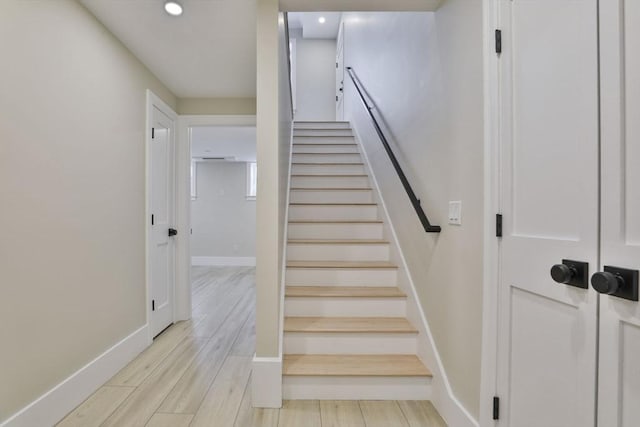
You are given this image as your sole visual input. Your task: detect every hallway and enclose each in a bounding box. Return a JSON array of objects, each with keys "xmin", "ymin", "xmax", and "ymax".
[{"xmin": 56, "ymin": 267, "xmax": 446, "ymax": 426}]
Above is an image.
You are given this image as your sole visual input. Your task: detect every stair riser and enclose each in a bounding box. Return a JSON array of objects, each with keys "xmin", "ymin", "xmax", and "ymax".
[
  {"xmin": 294, "ymin": 129, "xmax": 353, "ymax": 137},
  {"xmin": 288, "ymin": 205, "xmax": 378, "ymax": 221},
  {"xmin": 284, "ymin": 333, "xmax": 415, "ymax": 354},
  {"xmin": 291, "ymin": 176, "xmax": 370, "ymax": 188},
  {"xmin": 292, "ymin": 153, "xmax": 362, "ymax": 164},
  {"xmin": 291, "ymin": 164, "xmax": 365, "ymax": 175},
  {"xmin": 288, "ymin": 223, "xmax": 384, "ymax": 240},
  {"xmin": 293, "ymin": 136, "xmax": 355, "ymax": 144},
  {"xmin": 286, "ymin": 268, "xmax": 397, "ymax": 286},
  {"xmin": 290, "ymin": 190, "xmax": 373, "ymax": 204},
  {"xmin": 292, "ymin": 145, "xmax": 358, "ymax": 154},
  {"xmin": 284, "ymin": 298, "xmax": 406, "ymax": 317},
  {"xmin": 294, "ymin": 122, "xmax": 351, "ymax": 130},
  {"xmin": 283, "ymin": 376, "xmax": 431, "ymax": 400},
  {"xmin": 287, "ymin": 243, "xmax": 389, "ymax": 262}
]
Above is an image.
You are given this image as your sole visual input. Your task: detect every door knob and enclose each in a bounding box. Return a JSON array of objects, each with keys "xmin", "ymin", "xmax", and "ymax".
[
  {"xmin": 550, "ymin": 260, "xmax": 589, "ymax": 288},
  {"xmin": 168, "ymin": 228, "xmax": 178, "ymax": 237},
  {"xmin": 591, "ymin": 272, "xmax": 623, "ymax": 295},
  {"xmin": 591, "ymin": 266, "xmax": 639, "ymax": 301},
  {"xmin": 551, "ymin": 264, "xmax": 576, "ymax": 284}
]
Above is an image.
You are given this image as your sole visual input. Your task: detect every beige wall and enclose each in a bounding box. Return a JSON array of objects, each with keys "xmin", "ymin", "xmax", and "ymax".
[
  {"xmin": 343, "ymin": 5, "xmax": 484, "ymax": 419},
  {"xmin": 0, "ymin": 0, "xmax": 176, "ymax": 420},
  {"xmin": 177, "ymin": 97, "xmax": 256, "ymax": 115},
  {"xmin": 255, "ymin": 0, "xmax": 293, "ymax": 357}
]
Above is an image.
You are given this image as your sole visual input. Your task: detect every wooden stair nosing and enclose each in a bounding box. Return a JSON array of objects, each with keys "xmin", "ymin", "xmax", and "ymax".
[
  {"xmin": 290, "ymin": 187, "xmax": 373, "ymax": 191},
  {"xmin": 286, "ymin": 260, "xmax": 398, "ymax": 269},
  {"xmin": 291, "ymin": 174, "xmax": 368, "ymax": 177},
  {"xmin": 282, "ymin": 354, "xmax": 431, "ymax": 377},
  {"xmin": 285, "ymin": 286, "xmax": 405, "ymax": 298},
  {"xmin": 288, "ymin": 220, "xmax": 383, "ymax": 224},
  {"xmin": 293, "ymin": 143, "xmax": 357, "ymax": 146},
  {"xmin": 284, "ymin": 316, "xmax": 417, "ymax": 333},
  {"xmin": 289, "ymin": 202, "xmax": 376, "ymax": 206},
  {"xmin": 292, "ymin": 162, "xmax": 364, "ymax": 166},
  {"xmin": 287, "ymin": 239, "xmax": 388, "ymax": 244}
]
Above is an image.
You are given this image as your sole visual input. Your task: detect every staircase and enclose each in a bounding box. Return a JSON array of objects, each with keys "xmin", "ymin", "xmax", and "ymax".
[{"xmin": 282, "ymin": 121, "xmax": 432, "ymax": 400}]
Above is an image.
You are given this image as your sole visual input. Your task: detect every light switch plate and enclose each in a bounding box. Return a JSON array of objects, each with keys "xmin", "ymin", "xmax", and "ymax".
[{"xmin": 448, "ymin": 201, "xmax": 462, "ymax": 225}]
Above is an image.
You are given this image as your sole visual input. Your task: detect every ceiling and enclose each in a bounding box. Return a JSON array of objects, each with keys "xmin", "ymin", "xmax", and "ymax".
[
  {"xmin": 191, "ymin": 126, "xmax": 256, "ymax": 162},
  {"xmin": 288, "ymin": 12, "xmax": 342, "ymax": 39},
  {"xmin": 80, "ymin": 0, "xmax": 257, "ymax": 98}
]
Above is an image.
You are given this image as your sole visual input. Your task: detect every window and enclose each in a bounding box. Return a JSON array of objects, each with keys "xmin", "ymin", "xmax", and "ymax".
[
  {"xmin": 190, "ymin": 159, "xmax": 197, "ymax": 200},
  {"xmin": 246, "ymin": 162, "xmax": 257, "ymax": 200}
]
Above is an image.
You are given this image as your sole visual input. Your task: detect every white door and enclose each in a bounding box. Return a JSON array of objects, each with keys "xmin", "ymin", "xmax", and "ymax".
[
  {"xmin": 335, "ymin": 23, "xmax": 344, "ymax": 121},
  {"xmin": 496, "ymin": 1, "xmax": 600, "ymax": 426},
  {"xmin": 150, "ymin": 105, "xmax": 176, "ymax": 338},
  {"xmin": 598, "ymin": 1, "xmax": 640, "ymax": 425}
]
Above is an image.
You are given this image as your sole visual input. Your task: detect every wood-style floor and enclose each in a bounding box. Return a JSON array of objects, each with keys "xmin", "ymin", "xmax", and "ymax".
[{"xmin": 57, "ymin": 266, "xmax": 447, "ymax": 427}]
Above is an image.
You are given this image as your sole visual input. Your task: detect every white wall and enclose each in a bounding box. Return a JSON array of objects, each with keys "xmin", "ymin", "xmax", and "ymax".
[
  {"xmin": 0, "ymin": 0, "xmax": 176, "ymax": 421},
  {"xmin": 343, "ymin": 6, "xmax": 484, "ymax": 419},
  {"xmin": 191, "ymin": 162, "xmax": 256, "ymax": 259},
  {"xmin": 294, "ymin": 37, "xmax": 336, "ymax": 121}
]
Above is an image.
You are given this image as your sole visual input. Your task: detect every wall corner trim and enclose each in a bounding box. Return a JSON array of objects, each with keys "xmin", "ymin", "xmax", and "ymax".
[
  {"xmin": 0, "ymin": 325, "xmax": 150, "ymax": 427},
  {"xmin": 251, "ymin": 355, "xmax": 283, "ymax": 408}
]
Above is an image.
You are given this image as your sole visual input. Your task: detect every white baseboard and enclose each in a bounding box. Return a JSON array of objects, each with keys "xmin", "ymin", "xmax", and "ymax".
[
  {"xmin": 191, "ymin": 256, "xmax": 256, "ymax": 266},
  {"xmin": 0, "ymin": 325, "xmax": 150, "ymax": 427},
  {"xmin": 251, "ymin": 356, "xmax": 282, "ymax": 408}
]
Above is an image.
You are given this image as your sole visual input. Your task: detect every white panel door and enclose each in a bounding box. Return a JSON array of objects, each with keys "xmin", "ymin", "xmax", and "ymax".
[
  {"xmin": 496, "ymin": 1, "xmax": 600, "ymax": 426},
  {"xmin": 336, "ymin": 23, "xmax": 345, "ymax": 121},
  {"xmin": 598, "ymin": 1, "xmax": 640, "ymax": 425},
  {"xmin": 150, "ymin": 106, "xmax": 175, "ymax": 338}
]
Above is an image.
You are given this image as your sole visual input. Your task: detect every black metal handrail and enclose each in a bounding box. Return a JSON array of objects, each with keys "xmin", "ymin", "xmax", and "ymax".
[{"xmin": 346, "ymin": 67, "xmax": 441, "ymax": 233}]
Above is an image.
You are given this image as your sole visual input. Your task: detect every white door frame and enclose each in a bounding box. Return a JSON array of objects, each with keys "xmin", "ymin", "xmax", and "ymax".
[
  {"xmin": 146, "ymin": 90, "xmax": 179, "ymax": 342},
  {"xmin": 174, "ymin": 114, "xmax": 257, "ymax": 321},
  {"xmin": 479, "ymin": 0, "xmax": 502, "ymax": 426}
]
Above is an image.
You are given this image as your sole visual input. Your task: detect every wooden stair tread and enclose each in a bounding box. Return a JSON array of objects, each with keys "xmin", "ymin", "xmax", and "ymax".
[
  {"xmin": 293, "ymin": 143, "xmax": 357, "ymax": 146},
  {"xmin": 286, "ymin": 286, "xmax": 405, "ymax": 298},
  {"xmin": 284, "ymin": 317, "xmax": 417, "ymax": 333},
  {"xmin": 283, "ymin": 354, "xmax": 431, "ymax": 377},
  {"xmin": 292, "ymin": 162, "xmax": 364, "ymax": 165},
  {"xmin": 294, "ymin": 135, "xmax": 354, "ymax": 138},
  {"xmin": 291, "ymin": 174, "xmax": 367, "ymax": 177},
  {"xmin": 289, "ymin": 202, "xmax": 376, "ymax": 206},
  {"xmin": 288, "ymin": 239, "xmax": 388, "ymax": 244},
  {"xmin": 290, "ymin": 187, "xmax": 372, "ymax": 191},
  {"xmin": 287, "ymin": 261, "xmax": 397, "ymax": 269},
  {"xmin": 289, "ymin": 220, "xmax": 383, "ymax": 224}
]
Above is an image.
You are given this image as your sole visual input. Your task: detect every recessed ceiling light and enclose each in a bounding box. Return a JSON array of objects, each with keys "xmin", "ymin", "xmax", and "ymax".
[
  {"xmin": 318, "ymin": 16, "xmax": 326, "ymax": 24},
  {"xmin": 164, "ymin": 1, "xmax": 183, "ymax": 16}
]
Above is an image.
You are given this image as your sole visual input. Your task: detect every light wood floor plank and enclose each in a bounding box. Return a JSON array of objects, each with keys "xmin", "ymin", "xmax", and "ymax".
[
  {"xmin": 144, "ymin": 413, "xmax": 193, "ymax": 427},
  {"xmin": 107, "ymin": 320, "xmax": 197, "ymax": 387},
  {"xmin": 319, "ymin": 400, "xmax": 366, "ymax": 427},
  {"xmin": 229, "ymin": 311, "xmax": 256, "ymax": 356},
  {"xmin": 193, "ymin": 275, "xmax": 253, "ymax": 337},
  {"xmin": 56, "ymin": 386, "xmax": 134, "ymax": 427},
  {"xmin": 158, "ymin": 297, "xmax": 253, "ymax": 414},
  {"xmin": 190, "ymin": 356, "xmax": 253, "ymax": 427},
  {"xmin": 359, "ymin": 401, "xmax": 409, "ymax": 427},
  {"xmin": 397, "ymin": 400, "xmax": 448, "ymax": 427},
  {"xmin": 102, "ymin": 336, "xmax": 207, "ymax": 427},
  {"xmin": 277, "ymin": 400, "xmax": 321, "ymax": 427},
  {"xmin": 233, "ymin": 377, "xmax": 280, "ymax": 427}
]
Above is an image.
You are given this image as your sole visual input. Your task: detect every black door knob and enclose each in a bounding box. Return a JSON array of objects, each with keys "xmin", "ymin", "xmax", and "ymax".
[
  {"xmin": 551, "ymin": 264, "xmax": 576, "ymax": 284},
  {"xmin": 168, "ymin": 228, "xmax": 178, "ymax": 237},
  {"xmin": 591, "ymin": 271, "xmax": 624, "ymax": 295}
]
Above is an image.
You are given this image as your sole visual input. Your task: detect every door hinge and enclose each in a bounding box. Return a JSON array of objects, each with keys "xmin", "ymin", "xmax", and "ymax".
[
  {"xmin": 336, "ymin": 62, "xmax": 338, "ymax": 68},
  {"xmin": 152, "ymin": 300, "xmax": 155, "ymax": 311},
  {"xmin": 495, "ymin": 29, "xmax": 502, "ymax": 55},
  {"xmin": 493, "ymin": 396, "xmax": 500, "ymax": 420},
  {"xmin": 336, "ymin": 95, "xmax": 339, "ymax": 102},
  {"xmin": 151, "ymin": 127, "xmax": 155, "ymax": 139},
  {"xmin": 496, "ymin": 214, "xmax": 503, "ymax": 237},
  {"xmin": 151, "ymin": 214, "xmax": 154, "ymax": 225}
]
